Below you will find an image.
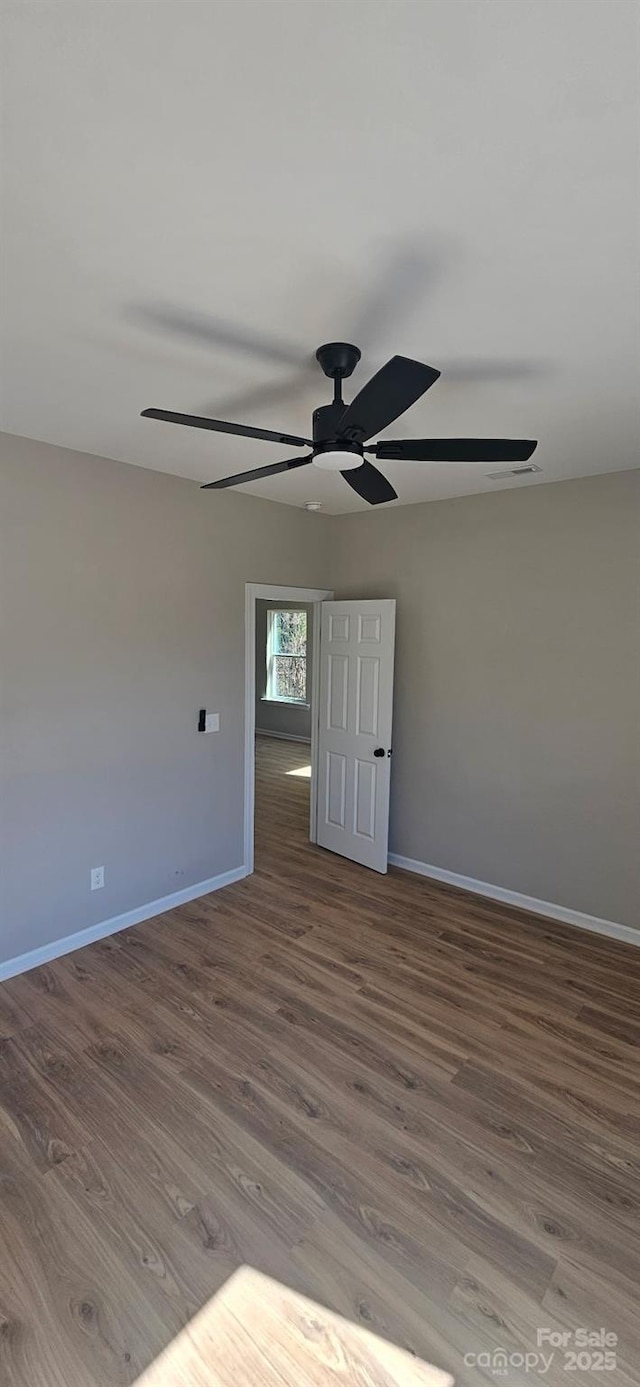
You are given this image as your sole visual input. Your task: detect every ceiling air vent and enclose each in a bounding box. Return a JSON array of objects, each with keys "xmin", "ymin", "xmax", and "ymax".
[{"xmin": 485, "ymin": 463, "xmax": 542, "ymax": 481}]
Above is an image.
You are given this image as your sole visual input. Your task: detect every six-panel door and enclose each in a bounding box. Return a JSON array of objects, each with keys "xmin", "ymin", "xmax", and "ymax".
[{"xmin": 316, "ymin": 599, "xmax": 396, "ymax": 872}]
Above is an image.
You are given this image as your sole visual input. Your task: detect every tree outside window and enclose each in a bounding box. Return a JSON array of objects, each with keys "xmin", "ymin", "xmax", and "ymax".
[{"xmin": 266, "ymin": 609, "xmax": 307, "ymax": 703}]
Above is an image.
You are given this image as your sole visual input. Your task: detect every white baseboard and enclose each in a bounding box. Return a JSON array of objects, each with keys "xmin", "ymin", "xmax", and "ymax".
[
  {"xmin": 255, "ymin": 728, "xmax": 311, "ymax": 744},
  {"xmin": 0, "ymin": 865, "xmax": 248, "ymax": 983},
  {"xmin": 388, "ymin": 854, "xmax": 639, "ymax": 948}
]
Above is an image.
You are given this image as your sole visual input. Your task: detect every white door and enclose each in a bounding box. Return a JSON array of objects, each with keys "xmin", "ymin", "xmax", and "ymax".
[{"xmin": 316, "ymin": 599, "xmax": 396, "ymax": 873}]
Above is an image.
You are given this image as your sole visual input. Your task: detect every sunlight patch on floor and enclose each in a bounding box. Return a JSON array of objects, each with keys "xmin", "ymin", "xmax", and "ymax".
[
  {"xmin": 134, "ymin": 1265, "xmax": 452, "ymax": 1386},
  {"xmin": 286, "ymin": 763, "xmax": 312, "ymax": 778}
]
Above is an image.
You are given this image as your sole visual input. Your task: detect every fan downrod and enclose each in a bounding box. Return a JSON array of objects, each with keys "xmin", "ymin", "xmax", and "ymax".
[{"xmin": 315, "ymin": 342, "xmax": 361, "ymax": 381}]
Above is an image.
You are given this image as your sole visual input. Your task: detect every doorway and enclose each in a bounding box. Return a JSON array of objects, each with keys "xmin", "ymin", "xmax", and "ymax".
[{"xmin": 243, "ymin": 584, "xmax": 333, "ymax": 874}]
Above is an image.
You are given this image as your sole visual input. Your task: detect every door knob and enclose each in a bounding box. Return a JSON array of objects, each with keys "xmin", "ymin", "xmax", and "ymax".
[{"xmin": 373, "ymin": 747, "xmax": 385, "ymax": 757}]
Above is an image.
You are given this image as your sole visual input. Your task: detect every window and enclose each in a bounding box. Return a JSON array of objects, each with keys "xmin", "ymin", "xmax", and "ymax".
[{"xmin": 266, "ymin": 608, "xmax": 308, "ymax": 704}]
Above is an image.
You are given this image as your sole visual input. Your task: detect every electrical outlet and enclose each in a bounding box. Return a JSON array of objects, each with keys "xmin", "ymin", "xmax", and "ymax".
[{"xmin": 90, "ymin": 866, "xmax": 104, "ymax": 891}]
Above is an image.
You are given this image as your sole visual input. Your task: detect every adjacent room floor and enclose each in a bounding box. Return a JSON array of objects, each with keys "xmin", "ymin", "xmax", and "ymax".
[{"xmin": 0, "ymin": 735, "xmax": 638, "ymax": 1385}]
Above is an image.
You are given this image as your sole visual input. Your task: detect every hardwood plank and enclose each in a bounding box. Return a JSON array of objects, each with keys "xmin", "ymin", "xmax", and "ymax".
[
  {"xmin": 0, "ymin": 1032, "xmax": 89, "ymax": 1171},
  {"xmin": 0, "ymin": 1120, "xmax": 156, "ymax": 1384},
  {"xmin": 449, "ymin": 1254, "xmax": 638, "ymax": 1387},
  {"xmin": 291, "ymin": 1213, "xmax": 477, "ymax": 1387},
  {"xmin": 0, "ymin": 733, "xmax": 637, "ymax": 1386},
  {"xmin": 134, "ymin": 1265, "xmax": 452, "ymax": 1387}
]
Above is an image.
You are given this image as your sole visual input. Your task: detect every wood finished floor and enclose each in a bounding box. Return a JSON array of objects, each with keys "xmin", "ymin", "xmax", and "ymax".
[{"xmin": 0, "ymin": 735, "xmax": 639, "ymax": 1386}]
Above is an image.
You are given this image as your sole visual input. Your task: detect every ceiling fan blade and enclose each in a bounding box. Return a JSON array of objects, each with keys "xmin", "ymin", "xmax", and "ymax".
[
  {"xmin": 351, "ymin": 241, "xmax": 443, "ymax": 350},
  {"xmin": 341, "ymin": 461, "xmax": 397, "ymax": 506},
  {"xmin": 132, "ymin": 305, "xmax": 305, "ymax": 367},
  {"xmin": 141, "ymin": 408, "xmax": 312, "ymax": 448},
  {"xmin": 201, "ymin": 456, "xmax": 313, "ymax": 490},
  {"xmin": 336, "ymin": 356, "xmax": 440, "ymax": 444},
  {"xmin": 370, "ymin": 438, "xmax": 538, "ymax": 462},
  {"xmin": 201, "ymin": 366, "xmax": 318, "ymax": 421},
  {"xmin": 437, "ymin": 358, "xmax": 548, "ymax": 383}
]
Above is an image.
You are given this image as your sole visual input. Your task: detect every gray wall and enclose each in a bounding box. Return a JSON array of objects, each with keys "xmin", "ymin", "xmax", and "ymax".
[
  {"xmin": 1, "ymin": 436, "xmax": 637, "ymax": 967},
  {"xmin": 332, "ymin": 470, "xmax": 640, "ymax": 930},
  {"xmin": 0, "ymin": 433, "xmax": 330, "ymax": 963},
  {"xmin": 255, "ymin": 600, "xmax": 313, "ymax": 742}
]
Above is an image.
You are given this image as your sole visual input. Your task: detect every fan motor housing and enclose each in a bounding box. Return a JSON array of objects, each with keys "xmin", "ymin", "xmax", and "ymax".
[
  {"xmin": 315, "ymin": 342, "xmax": 361, "ymax": 380},
  {"xmin": 312, "ymin": 400, "xmax": 347, "ymax": 444}
]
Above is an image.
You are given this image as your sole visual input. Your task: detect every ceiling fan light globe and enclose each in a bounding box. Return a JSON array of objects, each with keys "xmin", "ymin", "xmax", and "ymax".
[{"xmin": 313, "ymin": 448, "xmax": 362, "ymax": 472}]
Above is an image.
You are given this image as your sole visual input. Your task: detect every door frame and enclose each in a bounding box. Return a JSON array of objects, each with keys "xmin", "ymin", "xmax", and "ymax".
[{"xmin": 244, "ymin": 583, "xmax": 334, "ymax": 875}]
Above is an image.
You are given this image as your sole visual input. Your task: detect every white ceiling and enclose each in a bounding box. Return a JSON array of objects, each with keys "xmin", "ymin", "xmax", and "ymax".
[{"xmin": 1, "ymin": 0, "xmax": 638, "ymax": 513}]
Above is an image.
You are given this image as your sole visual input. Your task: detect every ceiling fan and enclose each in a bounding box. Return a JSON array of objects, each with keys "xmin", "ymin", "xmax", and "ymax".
[{"xmin": 141, "ymin": 343, "xmax": 537, "ymax": 506}]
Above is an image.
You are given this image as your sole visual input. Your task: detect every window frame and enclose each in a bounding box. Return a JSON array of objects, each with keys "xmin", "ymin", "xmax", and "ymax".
[{"xmin": 264, "ymin": 607, "xmax": 309, "ymax": 706}]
